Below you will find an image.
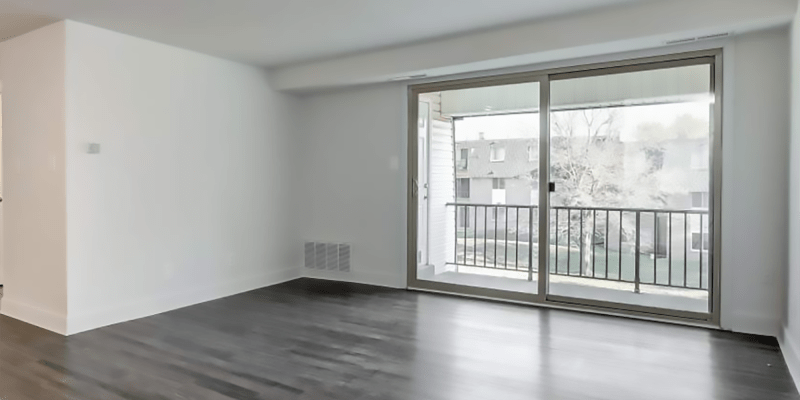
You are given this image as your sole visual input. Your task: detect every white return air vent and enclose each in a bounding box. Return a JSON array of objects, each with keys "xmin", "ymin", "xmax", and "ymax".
[{"xmin": 304, "ymin": 242, "xmax": 351, "ymax": 272}]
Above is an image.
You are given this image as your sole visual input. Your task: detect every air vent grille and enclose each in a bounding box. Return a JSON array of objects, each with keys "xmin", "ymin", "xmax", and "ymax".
[
  {"xmin": 304, "ymin": 242, "xmax": 316, "ymax": 269},
  {"xmin": 304, "ymin": 242, "xmax": 351, "ymax": 272},
  {"xmin": 665, "ymin": 32, "xmax": 730, "ymax": 46},
  {"xmin": 665, "ymin": 37, "xmax": 697, "ymax": 45},
  {"xmin": 315, "ymin": 243, "xmax": 327, "ymax": 270},
  {"xmin": 697, "ymin": 33, "xmax": 729, "ymax": 41},
  {"xmin": 326, "ymin": 243, "xmax": 339, "ymax": 271},
  {"xmin": 338, "ymin": 244, "xmax": 351, "ymax": 272}
]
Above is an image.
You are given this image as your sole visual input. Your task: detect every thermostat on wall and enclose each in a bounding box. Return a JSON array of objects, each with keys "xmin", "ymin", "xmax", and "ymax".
[{"xmin": 87, "ymin": 143, "xmax": 100, "ymax": 154}]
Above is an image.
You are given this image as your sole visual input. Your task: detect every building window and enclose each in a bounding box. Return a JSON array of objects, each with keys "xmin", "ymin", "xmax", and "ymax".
[
  {"xmin": 691, "ymin": 192, "xmax": 709, "ymax": 209},
  {"xmin": 691, "ymin": 232, "xmax": 710, "ymax": 251},
  {"xmin": 457, "ymin": 148, "xmax": 469, "ymax": 170},
  {"xmin": 490, "ymin": 144, "xmax": 505, "ymax": 162},
  {"xmin": 492, "ymin": 178, "xmax": 506, "ymax": 190},
  {"xmin": 457, "ymin": 178, "xmax": 470, "ymax": 198}
]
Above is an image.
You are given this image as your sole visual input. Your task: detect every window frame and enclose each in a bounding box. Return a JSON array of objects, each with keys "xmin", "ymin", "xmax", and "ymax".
[
  {"xmin": 691, "ymin": 191, "xmax": 709, "ymax": 209},
  {"xmin": 456, "ymin": 178, "xmax": 471, "ymax": 198},
  {"xmin": 490, "ymin": 144, "xmax": 505, "ymax": 162},
  {"xmin": 492, "ymin": 178, "xmax": 506, "ymax": 190},
  {"xmin": 458, "ymin": 148, "xmax": 469, "ymax": 170}
]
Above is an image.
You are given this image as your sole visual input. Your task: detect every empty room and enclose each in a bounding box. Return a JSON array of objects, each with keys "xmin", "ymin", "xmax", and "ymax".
[{"xmin": 2, "ymin": 0, "xmax": 800, "ymax": 399}]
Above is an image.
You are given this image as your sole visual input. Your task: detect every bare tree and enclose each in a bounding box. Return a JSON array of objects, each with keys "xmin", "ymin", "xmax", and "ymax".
[{"xmin": 550, "ymin": 109, "xmax": 667, "ymax": 275}]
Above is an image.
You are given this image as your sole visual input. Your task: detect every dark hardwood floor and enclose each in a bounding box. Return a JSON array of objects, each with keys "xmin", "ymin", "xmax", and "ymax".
[{"xmin": 1, "ymin": 278, "xmax": 797, "ymax": 400}]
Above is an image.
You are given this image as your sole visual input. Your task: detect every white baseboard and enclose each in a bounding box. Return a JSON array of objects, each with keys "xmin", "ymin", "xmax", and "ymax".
[
  {"xmin": 721, "ymin": 311, "xmax": 780, "ymax": 337},
  {"xmin": 66, "ymin": 267, "xmax": 302, "ymax": 335},
  {"xmin": 1, "ymin": 298, "xmax": 68, "ymax": 335},
  {"xmin": 780, "ymin": 327, "xmax": 800, "ymax": 391},
  {"xmin": 302, "ymin": 268, "xmax": 405, "ymax": 289}
]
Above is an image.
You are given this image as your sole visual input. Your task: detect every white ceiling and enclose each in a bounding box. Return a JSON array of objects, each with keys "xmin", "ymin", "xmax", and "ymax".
[{"xmin": 0, "ymin": 0, "xmax": 652, "ymax": 67}]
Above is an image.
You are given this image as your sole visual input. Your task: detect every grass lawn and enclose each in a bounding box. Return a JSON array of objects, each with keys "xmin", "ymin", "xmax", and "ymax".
[{"xmin": 455, "ymin": 239, "xmax": 709, "ymax": 289}]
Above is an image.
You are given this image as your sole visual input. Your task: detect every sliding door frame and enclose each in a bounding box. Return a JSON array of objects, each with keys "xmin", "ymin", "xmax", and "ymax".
[
  {"xmin": 407, "ymin": 73, "xmax": 548, "ymax": 305},
  {"xmin": 406, "ymin": 48, "xmax": 722, "ymax": 326}
]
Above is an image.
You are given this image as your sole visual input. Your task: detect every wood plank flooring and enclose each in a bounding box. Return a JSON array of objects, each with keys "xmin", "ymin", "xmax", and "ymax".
[{"xmin": 0, "ymin": 278, "xmax": 797, "ymax": 399}]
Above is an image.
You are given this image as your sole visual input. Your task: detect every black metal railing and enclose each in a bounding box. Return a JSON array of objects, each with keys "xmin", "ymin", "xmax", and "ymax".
[{"xmin": 448, "ymin": 203, "xmax": 710, "ymax": 292}]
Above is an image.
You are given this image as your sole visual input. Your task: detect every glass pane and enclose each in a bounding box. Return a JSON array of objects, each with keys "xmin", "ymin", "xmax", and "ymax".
[
  {"xmin": 417, "ymin": 82, "xmax": 540, "ymax": 294},
  {"xmin": 547, "ymin": 63, "xmax": 712, "ymax": 314}
]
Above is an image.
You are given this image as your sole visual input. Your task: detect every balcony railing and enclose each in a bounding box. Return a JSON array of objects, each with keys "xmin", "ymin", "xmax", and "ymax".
[{"xmin": 447, "ymin": 203, "xmax": 710, "ymax": 292}]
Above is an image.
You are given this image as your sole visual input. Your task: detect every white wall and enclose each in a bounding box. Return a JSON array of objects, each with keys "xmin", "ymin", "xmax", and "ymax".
[
  {"xmin": 781, "ymin": 0, "xmax": 800, "ymax": 388},
  {"xmin": 63, "ymin": 21, "xmax": 300, "ymax": 334},
  {"xmin": 0, "ymin": 22, "xmax": 69, "ymax": 334},
  {"xmin": 293, "ymin": 28, "xmax": 793, "ymax": 337},
  {"xmin": 295, "ymin": 83, "xmax": 408, "ymax": 287},
  {"xmin": 0, "ymin": 20, "xmax": 301, "ymax": 335},
  {"xmin": 721, "ymin": 27, "xmax": 791, "ymax": 336}
]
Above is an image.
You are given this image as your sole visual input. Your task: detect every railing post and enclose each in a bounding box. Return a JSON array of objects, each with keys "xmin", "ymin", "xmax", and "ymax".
[
  {"xmin": 462, "ymin": 205, "xmax": 468, "ymax": 270},
  {"xmin": 528, "ymin": 206, "xmax": 534, "ymax": 282},
  {"xmin": 474, "ymin": 205, "xmax": 478, "ymax": 264},
  {"xmin": 634, "ymin": 211, "xmax": 641, "ymax": 294},
  {"xmin": 504, "ymin": 206, "xmax": 509, "ymax": 269},
  {"xmin": 453, "ymin": 204, "xmax": 457, "ymax": 265},
  {"xmin": 484, "ymin": 206, "xmax": 488, "ymax": 268}
]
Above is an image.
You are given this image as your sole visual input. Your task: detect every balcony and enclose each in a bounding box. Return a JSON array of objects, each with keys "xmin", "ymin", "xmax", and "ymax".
[{"xmin": 420, "ymin": 203, "xmax": 710, "ymax": 313}]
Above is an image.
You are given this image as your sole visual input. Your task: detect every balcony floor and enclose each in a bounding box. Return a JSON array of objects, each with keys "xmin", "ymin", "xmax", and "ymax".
[{"xmin": 418, "ymin": 265, "xmax": 708, "ymax": 314}]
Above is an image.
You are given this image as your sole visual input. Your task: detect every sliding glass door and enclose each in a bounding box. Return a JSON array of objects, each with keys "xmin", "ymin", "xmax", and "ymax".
[
  {"xmin": 408, "ymin": 50, "xmax": 720, "ymax": 323},
  {"xmin": 545, "ymin": 60, "xmax": 717, "ymax": 317},
  {"xmin": 412, "ymin": 80, "xmax": 543, "ymax": 298}
]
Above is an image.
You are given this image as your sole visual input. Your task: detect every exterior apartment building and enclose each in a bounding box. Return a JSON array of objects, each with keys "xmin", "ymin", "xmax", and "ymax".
[
  {"xmin": 456, "ymin": 137, "xmax": 539, "ymax": 205},
  {"xmin": 454, "ymin": 132, "xmax": 710, "ymax": 256}
]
